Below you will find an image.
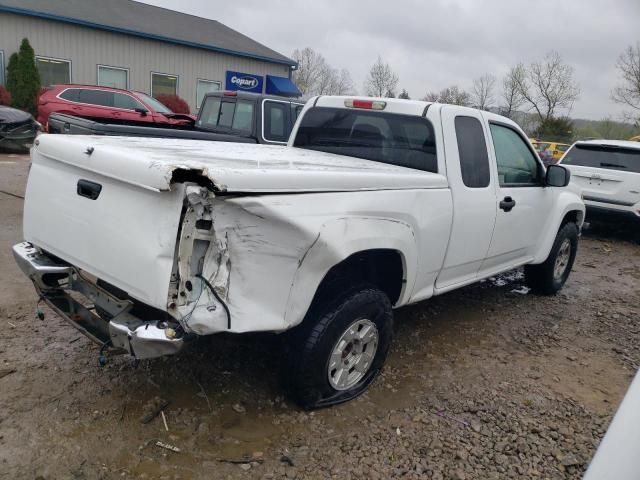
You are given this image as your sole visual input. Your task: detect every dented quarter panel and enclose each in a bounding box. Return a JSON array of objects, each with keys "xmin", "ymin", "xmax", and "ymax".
[{"xmin": 172, "ymin": 188, "xmax": 453, "ymax": 335}]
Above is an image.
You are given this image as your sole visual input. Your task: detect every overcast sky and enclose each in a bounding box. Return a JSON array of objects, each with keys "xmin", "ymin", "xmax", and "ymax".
[{"xmin": 140, "ymin": 0, "xmax": 638, "ymax": 120}]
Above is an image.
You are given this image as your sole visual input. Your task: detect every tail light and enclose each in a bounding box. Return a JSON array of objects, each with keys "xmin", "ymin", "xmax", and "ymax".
[
  {"xmin": 344, "ymin": 99, "xmax": 386, "ymax": 110},
  {"xmin": 223, "ymin": 91, "xmax": 237, "ymax": 97}
]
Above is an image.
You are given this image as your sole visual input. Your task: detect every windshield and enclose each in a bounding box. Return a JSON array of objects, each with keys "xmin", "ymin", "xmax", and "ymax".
[
  {"xmin": 562, "ymin": 144, "xmax": 640, "ymax": 173},
  {"xmin": 293, "ymin": 107, "xmax": 438, "ymax": 173},
  {"xmin": 134, "ymin": 92, "xmax": 173, "ymax": 114}
]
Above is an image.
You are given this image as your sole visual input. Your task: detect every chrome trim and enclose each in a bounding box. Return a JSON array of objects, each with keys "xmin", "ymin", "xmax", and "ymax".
[{"xmin": 12, "ymin": 242, "xmax": 185, "ymax": 359}]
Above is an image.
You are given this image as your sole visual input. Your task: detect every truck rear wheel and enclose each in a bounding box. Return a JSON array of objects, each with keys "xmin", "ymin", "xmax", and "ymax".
[
  {"xmin": 525, "ymin": 222, "xmax": 579, "ymax": 295},
  {"xmin": 285, "ymin": 285, "xmax": 393, "ymax": 409}
]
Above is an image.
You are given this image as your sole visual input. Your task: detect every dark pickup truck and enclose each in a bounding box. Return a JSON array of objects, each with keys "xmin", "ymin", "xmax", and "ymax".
[{"xmin": 48, "ymin": 91, "xmax": 305, "ymax": 145}]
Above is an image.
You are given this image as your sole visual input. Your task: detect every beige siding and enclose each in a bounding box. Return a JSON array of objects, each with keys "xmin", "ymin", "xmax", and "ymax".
[{"xmin": 0, "ymin": 12, "xmax": 291, "ymax": 111}]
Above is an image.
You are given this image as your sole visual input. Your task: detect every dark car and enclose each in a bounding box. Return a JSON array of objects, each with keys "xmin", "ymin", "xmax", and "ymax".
[
  {"xmin": 0, "ymin": 106, "xmax": 40, "ymax": 153},
  {"xmin": 38, "ymin": 84, "xmax": 195, "ymax": 130}
]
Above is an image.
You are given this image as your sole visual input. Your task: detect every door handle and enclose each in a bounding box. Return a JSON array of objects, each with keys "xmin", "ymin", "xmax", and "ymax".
[
  {"xmin": 499, "ymin": 196, "xmax": 516, "ymax": 212},
  {"xmin": 77, "ymin": 179, "xmax": 102, "ymax": 200}
]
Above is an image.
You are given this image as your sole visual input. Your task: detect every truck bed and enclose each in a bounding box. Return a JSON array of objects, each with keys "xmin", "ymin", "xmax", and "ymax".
[{"xmin": 47, "ymin": 113, "xmax": 256, "ymax": 143}]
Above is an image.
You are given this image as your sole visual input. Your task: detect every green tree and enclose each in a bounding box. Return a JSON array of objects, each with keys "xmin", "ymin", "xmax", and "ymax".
[
  {"xmin": 398, "ymin": 89, "xmax": 410, "ymax": 99},
  {"xmin": 6, "ymin": 38, "xmax": 40, "ymax": 114},
  {"xmin": 5, "ymin": 53, "xmax": 18, "ymax": 96},
  {"xmin": 536, "ymin": 116, "xmax": 573, "ymax": 142}
]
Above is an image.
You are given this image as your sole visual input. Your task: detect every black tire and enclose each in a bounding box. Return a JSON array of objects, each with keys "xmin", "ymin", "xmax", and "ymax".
[
  {"xmin": 285, "ymin": 285, "xmax": 393, "ymax": 410},
  {"xmin": 525, "ymin": 222, "xmax": 579, "ymax": 295}
]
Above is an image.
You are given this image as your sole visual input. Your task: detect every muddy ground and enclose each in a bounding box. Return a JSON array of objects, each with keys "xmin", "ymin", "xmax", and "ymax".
[{"xmin": 1, "ymin": 152, "xmax": 639, "ymax": 480}]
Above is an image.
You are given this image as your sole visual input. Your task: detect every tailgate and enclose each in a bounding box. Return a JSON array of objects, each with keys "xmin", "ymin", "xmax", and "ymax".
[
  {"xmin": 23, "ymin": 143, "xmax": 185, "ymax": 310},
  {"xmin": 569, "ymin": 166, "xmax": 640, "ymax": 207}
]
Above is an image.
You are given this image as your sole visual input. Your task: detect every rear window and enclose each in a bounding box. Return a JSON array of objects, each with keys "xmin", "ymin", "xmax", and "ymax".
[
  {"xmin": 562, "ymin": 145, "xmax": 640, "ymax": 173},
  {"xmin": 198, "ymin": 98, "xmax": 254, "ymax": 133},
  {"xmin": 293, "ymin": 107, "xmax": 438, "ymax": 173}
]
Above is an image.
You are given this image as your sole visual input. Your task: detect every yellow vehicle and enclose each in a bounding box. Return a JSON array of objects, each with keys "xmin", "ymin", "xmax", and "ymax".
[{"xmin": 530, "ymin": 139, "xmax": 571, "ymax": 162}]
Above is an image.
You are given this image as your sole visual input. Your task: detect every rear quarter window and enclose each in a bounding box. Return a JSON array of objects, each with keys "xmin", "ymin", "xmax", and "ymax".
[
  {"xmin": 455, "ymin": 116, "xmax": 490, "ymax": 188},
  {"xmin": 59, "ymin": 88, "xmax": 79, "ymax": 102}
]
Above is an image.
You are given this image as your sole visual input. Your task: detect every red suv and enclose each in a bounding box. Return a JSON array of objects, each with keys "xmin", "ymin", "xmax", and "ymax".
[{"xmin": 38, "ymin": 85, "xmax": 194, "ymax": 130}]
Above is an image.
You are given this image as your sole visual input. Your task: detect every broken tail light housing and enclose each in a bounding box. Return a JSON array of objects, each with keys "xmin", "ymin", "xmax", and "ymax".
[{"xmin": 344, "ymin": 99, "xmax": 387, "ymax": 110}]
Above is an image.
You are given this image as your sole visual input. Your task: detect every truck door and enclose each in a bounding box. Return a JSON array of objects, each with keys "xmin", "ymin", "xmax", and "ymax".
[
  {"xmin": 480, "ymin": 119, "xmax": 554, "ymax": 274},
  {"xmin": 435, "ymin": 106, "xmax": 498, "ymax": 290}
]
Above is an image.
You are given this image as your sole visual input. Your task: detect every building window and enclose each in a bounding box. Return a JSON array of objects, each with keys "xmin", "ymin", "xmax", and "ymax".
[
  {"xmin": 151, "ymin": 72, "xmax": 178, "ymax": 97},
  {"xmin": 196, "ymin": 79, "xmax": 221, "ymax": 109},
  {"xmin": 36, "ymin": 56, "xmax": 71, "ymax": 86},
  {"xmin": 97, "ymin": 65, "xmax": 129, "ymax": 90},
  {"xmin": 0, "ymin": 50, "xmax": 4, "ymax": 85}
]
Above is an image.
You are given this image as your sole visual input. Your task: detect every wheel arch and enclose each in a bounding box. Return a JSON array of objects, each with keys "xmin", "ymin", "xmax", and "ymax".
[
  {"xmin": 532, "ymin": 193, "xmax": 585, "ymax": 264},
  {"xmin": 283, "ymin": 217, "xmax": 417, "ymax": 329}
]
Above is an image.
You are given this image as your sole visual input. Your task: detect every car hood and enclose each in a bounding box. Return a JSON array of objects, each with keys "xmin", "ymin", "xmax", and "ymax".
[
  {"xmin": 0, "ymin": 106, "xmax": 32, "ymax": 124},
  {"xmin": 33, "ymin": 134, "xmax": 448, "ymax": 193}
]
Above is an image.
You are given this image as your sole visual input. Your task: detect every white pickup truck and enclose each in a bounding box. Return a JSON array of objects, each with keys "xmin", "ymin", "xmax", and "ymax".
[{"xmin": 14, "ymin": 96, "xmax": 584, "ymax": 408}]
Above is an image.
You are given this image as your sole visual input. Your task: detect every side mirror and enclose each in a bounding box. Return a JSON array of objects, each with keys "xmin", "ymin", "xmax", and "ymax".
[
  {"xmin": 546, "ymin": 164, "xmax": 571, "ymax": 187},
  {"xmin": 134, "ymin": 107, "xmax": 148, "ymax": 116}
]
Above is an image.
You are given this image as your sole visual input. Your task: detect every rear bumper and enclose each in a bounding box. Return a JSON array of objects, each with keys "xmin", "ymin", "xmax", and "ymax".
[
  {"xmin": 12, "ymin": 242, "xmax": 185, "ymax": 359},
  {"xmin": 584, "ymin": 201, "xmax": 640, "ymax": 224}
]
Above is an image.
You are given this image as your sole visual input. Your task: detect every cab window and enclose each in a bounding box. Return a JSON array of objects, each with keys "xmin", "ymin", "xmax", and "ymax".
[
  {"xmin": 232, "ymin": 101, "xmax": 254, "ymax": 132},
  {"xmin": 263, "ymin": 101, "xmax": 289, "ymax": 142},
  {"xmin": 490, "ymin": 123, "xmax": 541, "ymax": 186},
  {"xmin": 197, "ymin": 97, "xmax": 254, "ymax": 133}
]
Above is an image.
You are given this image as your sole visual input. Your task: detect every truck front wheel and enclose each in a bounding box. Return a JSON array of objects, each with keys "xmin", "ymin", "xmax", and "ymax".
[
  {"xmin": 525, "ymin": 222, "xmax": 579, "ymax": 295},
  {"xmin": 285, "ymin": 285, "xmax": 393, "ymax": 409}
]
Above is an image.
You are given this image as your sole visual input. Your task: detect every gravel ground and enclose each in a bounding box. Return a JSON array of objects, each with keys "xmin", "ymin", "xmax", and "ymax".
[{"xmin": 0, "ymin": 152, "xmax": 639, "ymax": 479}]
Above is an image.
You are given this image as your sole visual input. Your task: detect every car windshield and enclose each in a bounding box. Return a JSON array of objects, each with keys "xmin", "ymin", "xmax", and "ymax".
[
  {"xmin": 293, "ymin": 107, "xmax": 438, "ymax": 173},
  {"xmin": 562, "ymin": 144, "xmax": 640, "ymax": 173},
  {"xmin": 134, "ymin": 92, "xmax": 173, "ymax": 114}
]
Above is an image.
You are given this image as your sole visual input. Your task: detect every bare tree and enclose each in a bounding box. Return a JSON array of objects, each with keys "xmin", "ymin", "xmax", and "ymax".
[
  {"xmin": 292, "ymin": 48, "xmax": 356, "ymax": 97},
  {"xmin": 334, "ymin": 68, "xmax": 355, "ymax": 95},
  {"xmin": 422, "ymin": 85, "xmax": 471, "ymax": 106},
  {"xmin": 291, "ymin": 48, "xmax": 325, "ymax": 96},
  {"xmin": 514, "ymin": 51, "xmax": 580, "ymax": 124},
  {"xmin": 501, "ymin": 65, "xmax": 527, "ymax": 118},
  {"xmin": 611, "ymin": 42, "xmax": 640, "ymax": 121},
  {"xmin": 364, "ymin": 56, "xmax": 399, "ymax": 97},
  {"xmin": 472, "ymin": 74, "xmax": 496, "ymax": 110}
]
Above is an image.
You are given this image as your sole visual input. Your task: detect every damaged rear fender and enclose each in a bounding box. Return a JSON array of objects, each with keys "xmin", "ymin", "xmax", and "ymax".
[{"xmin": 283, "ymin": 217, "xmax": 417, "ymax": 328}]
